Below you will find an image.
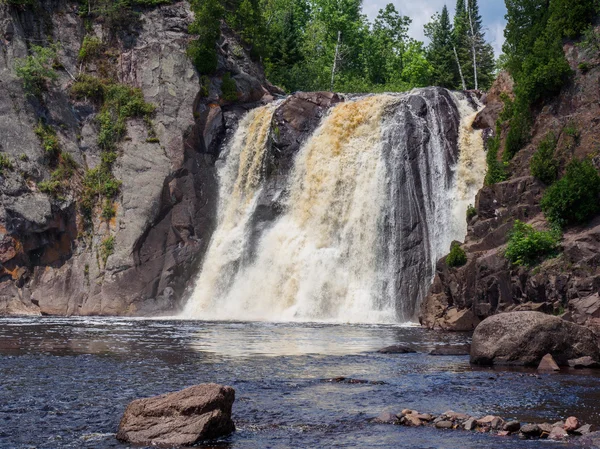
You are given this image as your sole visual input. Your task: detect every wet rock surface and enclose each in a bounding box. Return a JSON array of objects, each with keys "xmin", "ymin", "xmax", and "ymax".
[
  {"xmin": 420, "ymin": 59, "xmax": 600, "ymax": 332},
  {"xmin": 470, "ymin": 312, "xmax": 600, "ymax": 366},
  {"xmin": 117, "ymin": 384, "xmax": 235, "ymax": 446}
]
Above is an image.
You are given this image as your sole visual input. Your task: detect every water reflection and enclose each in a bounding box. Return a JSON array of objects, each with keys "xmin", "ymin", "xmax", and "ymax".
[{"xmin": 0, "ymin": 317, "xmax": 599, "ymax": 449}]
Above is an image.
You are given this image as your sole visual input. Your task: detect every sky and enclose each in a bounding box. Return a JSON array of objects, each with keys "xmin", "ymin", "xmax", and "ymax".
[{"xmin": 362, "ymin": 1, "xmax": 508, "ymax": 57}]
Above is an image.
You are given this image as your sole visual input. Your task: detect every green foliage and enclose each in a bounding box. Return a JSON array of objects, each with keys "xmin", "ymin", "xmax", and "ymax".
[
  {"xmin": 38, "ymin": 180, "xmax": 62, "ymax": 195},
  {"xmin": 500, "ymin": 0, "xmax": 596, "ymax": 160},
  {"xmin": 15, "ymin": 45, "xmax": 59, "ymax": 97},
  {"xmin": 541, "ymin": 158, "xmax": 600, "ymax": 226},
  {"xmin": 81, "ymin": 166, "xmax": 122, "ymax": 217},
  {"xmin": 72, "ymin": 75, "xmax": 154, "ymax": 220},
  {"xmin": 466, "ymin": 204, "xmax": 477, "ymax": 221},
  {"xmin": 503, "ymin": 104, "xmax": 531, "ymax": 161},
  {"xmin": 530, "ymin": 132, "xmax": 559, "ymax": 185},
  {"xmin": 187, "ymin": 0, "xmax": 222, "ymax": 75},
  {"xmin": 99, "ymin": 236, "xmax": 115, "ymax": 265},
  {"xmin": 34, "ymin": 122, "xmax": 60, "ymax": 156},
  {"xmin": 71, "ymin": 74, "xmax": 105, "ymax": 101},
  {"xmin": 446, "ymin": 242, "xmax": 467, "ymax": 268},
  {"xmin": 579, "ymin": 62, "xmax": 592, "ymax": 73},
  {"xmin": 221, "ymin": 73, "xmax": 238, "ymax": 101},
  {"xmin": 0, "ymin": 153, "xmax": 13, "ymax": 174},
  {"xmin": 101, "ymin": 199, "xmax": 116, "ymax": 220},
  {"xmin": 578, "ymin": 25, "xmax": 600, "ymax": 57},
  {"xmin": 78, "ymin": 35, "xmax": 103, "ymax": 62},
  {"xmin": 505, "ymin": 220, "xmax": 561, "ymax": 266},
  {"xmin": 199, "ymin": 75, "xmax": 211, "ymax": 97},
  {"xmin": 484, "ymin": 128, "xmax": 508, "ymax": 185},
  {"xmin": 564, "ymin": 121, "xmax": 580, "ymax": 141}
]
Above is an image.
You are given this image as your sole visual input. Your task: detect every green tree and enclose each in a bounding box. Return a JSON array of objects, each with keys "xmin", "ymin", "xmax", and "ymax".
[
  {"xmin": 188, "ymin": 0, "xmax": 223, "ymax": 74},
  {"xmin": 425, "ymin": 6, "xmax": 459, "ymax": 89}
]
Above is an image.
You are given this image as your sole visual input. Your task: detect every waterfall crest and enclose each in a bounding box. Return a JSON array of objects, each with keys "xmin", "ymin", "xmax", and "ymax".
[{"xmin": 183, "ymin": 89, "xmax": 485, "ymax": 323}]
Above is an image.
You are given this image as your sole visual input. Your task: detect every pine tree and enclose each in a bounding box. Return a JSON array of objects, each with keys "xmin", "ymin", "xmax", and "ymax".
[
  {"xmin": 466, "ymin": 0, "xmax": 495, "ymax": 89},
  {"xmin": 425, "ymin": 6, "xmax": 459, "ymax": 89},
  {"xmin": 453, "ymin": 0, "xmax": 471, "ymax": 89}
]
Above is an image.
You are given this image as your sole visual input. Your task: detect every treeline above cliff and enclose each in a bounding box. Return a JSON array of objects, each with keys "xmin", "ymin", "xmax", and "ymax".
[{"xmin": 187, "ymin": 0, "xmax": 496, "ymax": 93}]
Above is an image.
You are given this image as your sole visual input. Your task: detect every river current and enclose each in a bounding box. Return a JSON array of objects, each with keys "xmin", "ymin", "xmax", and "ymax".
[{"xmin": 1, "ymin": 318, "xmax": 599, "ymax": 448}]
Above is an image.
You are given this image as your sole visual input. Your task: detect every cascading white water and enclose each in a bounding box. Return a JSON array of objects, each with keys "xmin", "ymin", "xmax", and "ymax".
[{"xmin": 183, "ymin": 89, "xmax": 485, "ymax": 323}]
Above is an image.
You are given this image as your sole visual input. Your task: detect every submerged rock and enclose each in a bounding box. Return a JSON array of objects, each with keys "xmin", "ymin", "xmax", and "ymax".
[
  {"xmin": 470, "ymin": 312, "xmax": 600, "ymax": 366},
  {"xmin": 373, "ymin": 411, "xmax": 399, "ymax": 424},
  {"xmin": 116, "ymin": 384, "xmax": 235, "ymax": 446},
  {"xmin": 568, "ymin": 356, "xmax": 600, "ymax": 369},
  {"xmin": 429, "ymin": 345, "xmax": 471, "ymax": 356},
  {"xmin": 377, "ymin": 345, "xmax": 417, "ymax": 354}
]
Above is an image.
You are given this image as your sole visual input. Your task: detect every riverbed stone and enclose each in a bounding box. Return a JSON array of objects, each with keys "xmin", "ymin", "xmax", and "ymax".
[
  {"xmin": 537, "ymin": 354, "xmax": 560, "ymax": 372},
  {"xmin": 575, "ymin": 424, "xmax": 594, "ymax": 435},
  {"xmin": 377, "ymin": 345, "xmax": 417, "ymax": 354},
  {"xmin": 116, "ymin": 383, "xmax": 235, "ymax": 446},
  {"xmin": 373, "ymin": 411, "xmax": 399, "ymax": 424},
  {"xmin": 503, "ymin": 421, "xmax": 521, "ymax": 432},
  {"xmin": 566, "ymin": 417, "xmax": 581, "ymax": 432},
  {"xmin": 520, "ymin": 424, "xmax": 542, "ymax": 437},
  {"xmin": 470, "ymin": 312, "xmax": 600, "ymax": 366},
  {"xmin": 435, "ymin": 421, "xmax": 454, "ymax": 429},
  {"xmin": 549, "ymin": 426, "xmax": 568, "ymax": 440},
  {"xmin": 463, "ymin": 418, "xmax": 476, "ymax": 431},
  {"xmin": 569, "ymin": 356, "xmax": 600, "ymax": 369}
]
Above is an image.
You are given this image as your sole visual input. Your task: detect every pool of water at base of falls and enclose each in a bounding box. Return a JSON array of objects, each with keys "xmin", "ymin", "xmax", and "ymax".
[{"xmin": 0, "ymin": 318, "xmax": 598, "ymax": 449}]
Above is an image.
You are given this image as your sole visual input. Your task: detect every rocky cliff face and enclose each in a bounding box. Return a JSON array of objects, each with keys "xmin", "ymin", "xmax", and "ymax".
[
  {"xmin": 0, "ymin": 0, "xmax": 279, "ymax": 315},
  {"xmin": 420, "ymin": 44, "xmax": 600, "ymax": 332}
]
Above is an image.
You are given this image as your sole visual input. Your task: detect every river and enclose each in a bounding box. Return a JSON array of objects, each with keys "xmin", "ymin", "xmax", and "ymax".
[{"xmin": 0, "ymin": 317, "xmax": 598, "ymax": 448}]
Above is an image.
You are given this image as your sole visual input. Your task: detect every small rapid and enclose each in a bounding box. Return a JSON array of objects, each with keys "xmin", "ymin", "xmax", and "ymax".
[{"xmin": 183, "ymin": 89, "xmax": 485, "ymax": 323}]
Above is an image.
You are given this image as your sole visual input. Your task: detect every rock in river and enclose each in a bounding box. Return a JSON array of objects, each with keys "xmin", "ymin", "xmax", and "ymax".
[
  {"xmin": 116, "ymin": 383, "xmax": 235, "ymax": 446},
  {"xmin": 470, "ymin": 312, "xmax": 600, "ymax": 366}
]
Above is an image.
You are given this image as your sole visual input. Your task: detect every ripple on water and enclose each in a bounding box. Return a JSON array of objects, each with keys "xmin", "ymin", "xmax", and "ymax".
[{"xmin": 0, "ymin": 318, "xmax": 598, "ymax": 448}]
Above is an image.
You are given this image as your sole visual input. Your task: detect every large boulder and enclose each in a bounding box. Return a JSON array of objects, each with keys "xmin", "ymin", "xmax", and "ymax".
[
  {"xmin": 470, "ymin": 311, "xmax": 600, "ymax": 366},
  {"xmin": 116, "ymin": 384, "xmax": 235, "ymax": 446}
]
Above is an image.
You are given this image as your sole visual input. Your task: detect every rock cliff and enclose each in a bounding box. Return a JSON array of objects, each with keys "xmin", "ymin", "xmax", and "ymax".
[
  {"xmin": 420, "ymin": 43, "xmax": 600, "ymax": 332},
  {"xmin": 0, "ymin": 0, "xmax": 279, "ymax": 315}
]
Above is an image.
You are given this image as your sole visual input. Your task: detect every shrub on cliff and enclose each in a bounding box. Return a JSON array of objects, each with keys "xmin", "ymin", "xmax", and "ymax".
[
  {"xmin": 530, "ymin": 132, "xmax": 558, "ymax": 185},
  {"xmin": 15, "ymin": 44, "xmax": 58, "ymax": 97},
  {"xmin": 541, "ymin": 159, "xmax": 600, "ymax": 226},
  {"xmin": 446, "ymin": 243, "xmax": 467, "ymax": 268},
  {"xmin": 505, "ymin": 220, "xmax": 561, "ymax": 266}
]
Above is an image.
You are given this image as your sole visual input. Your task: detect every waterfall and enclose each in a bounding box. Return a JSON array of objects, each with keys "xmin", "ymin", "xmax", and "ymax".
[{"xmin": 183, "ymin": 89, "xmax": 484, "ymax": 323}]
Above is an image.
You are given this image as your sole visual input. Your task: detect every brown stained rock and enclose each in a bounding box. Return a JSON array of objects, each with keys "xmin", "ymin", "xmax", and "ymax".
[
  {"xmin": 565, "ymin": 417, "xmax": 581, "ymax": 432},
  {"xmin": 116, "ymin": 384, "xmax": 235, "ymax": 446},
  {"xmin": 403, "ymin": 414, "xmax": 423, "ymax": 427},
  {"xmin": 503, "ymin": 421, "xmax": 521, "ymax": 432},
  {"xmin": 476, "ymin": 415, "xmax": 496, "ymax": 426},
  {"xmin": 537, "ymin": 354, "xmax": 560, "ymax": 372},
  {"xmin": 437, "ymin": 308, "xmax": 480, "ymax": 332},
  {"xmin": 470, "ymin": 312, "xmax": 600, "ymax": 366},
  {"xmin": 575, "ymin": 424, "xmax": 594, "ymax": 435},
  {"xmin": 443, "ymin": 411, "xmax": 471, "ymax": 421},
  {"xmin": 549, "ymin": 426, "xmax": 568, "ymax": 441},
  {"xmin": 435, "ymin": 421, "xmax": 454, "ymax": 429},
  {"xmin": 463, "ymin": 418, "xmax": 477, "ymax": 431},
  {"xmin": 520, "ymin": 424, "xmax": 542, "ymax": 437}
]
